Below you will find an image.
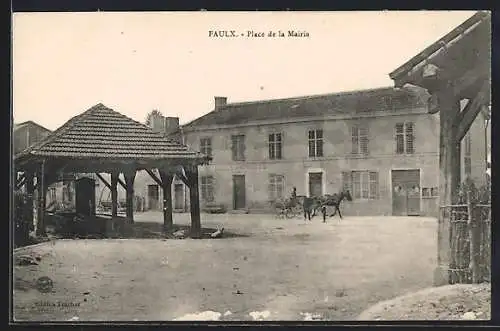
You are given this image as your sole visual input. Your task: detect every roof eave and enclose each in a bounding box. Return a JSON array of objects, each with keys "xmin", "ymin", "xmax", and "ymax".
[{"xmin": 389, "ymin": 11, "xmax": 490, "ymax": 87}]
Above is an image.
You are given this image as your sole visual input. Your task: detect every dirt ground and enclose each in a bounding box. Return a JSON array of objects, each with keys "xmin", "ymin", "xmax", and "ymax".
[
  {"xmin": 13, "ymin": 213, "xmax": 440, "ymax": 321},
  {"xmin": 357, "ymin": 283, "xmax": 491, "ymax": 320}
]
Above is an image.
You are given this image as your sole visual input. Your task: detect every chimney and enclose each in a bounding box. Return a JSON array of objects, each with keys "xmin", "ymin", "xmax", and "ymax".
[
  {"xmin": 150, "ymin": 112, "xmax": 166, "ymax": 133},
  {"xmin": 164, "ymin": 117, "xmax": 180, "ymax": 136},
  {"xmin": 214, "ymin": 96, "xmax": 227, "ymax": 111}
]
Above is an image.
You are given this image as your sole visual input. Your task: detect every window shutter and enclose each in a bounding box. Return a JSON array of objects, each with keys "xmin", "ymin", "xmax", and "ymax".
[
  {"xmin": 360, "ymin": 126, "xmax": 369, "ymax": 155},
  {"xmin": 361, "ymin": 172, "xmax": 370, "ymax": 199},
  {"xmin": 268, "ymin": 138, "xmax": 274, "ymax": 159},
  {"xmin": 405, "ymin": 122, "xmax": 415, "ymax": 154},
  {"xmin": 369, "ymin": 172, "xmax": 379, "ymax": 199},
  {"xmin": 351, "ymin": 126, "xmax": 359, "ymax": 154},
  {"xmin": 352, "ymin": 171, "xmax": 361, "ymax": 199},
  {"xmin": 241, "ymin": 135, "xmax": 246, "ymax": 160},
  {"xmin": 278, "ymin": 132, "xmax": 284, "ymax": 159},
  {"xmin": 395, "ymin": 123, "xmax": 404, "ymax": 154},
  {"xmin": 268, "ymin": 174, "xmax": 275, "ymax": 201},
  {"xmin": 231, "ymin": 135, "xmax": 237, "ymax": 160}
]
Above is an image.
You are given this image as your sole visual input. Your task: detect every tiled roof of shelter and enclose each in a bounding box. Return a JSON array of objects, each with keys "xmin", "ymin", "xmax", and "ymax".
[
  {"xmin": 182, "ymin": 86, "xmax": 428, "ymax": 129},
  {"xmin": 15, "ymin": 103, "xmax": 209, "ymax": 162}
]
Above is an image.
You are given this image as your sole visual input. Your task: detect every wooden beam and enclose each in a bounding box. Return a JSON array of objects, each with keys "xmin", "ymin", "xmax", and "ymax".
[
  {"xmin": 111, "ymin": 172, "xmax": 119, "ymax": 217},
  {"xmin": 158, "ymin": 170, "xmax": 174, "ymax": 232},
  {"xmin": 434, "ymin": 91, "xmax": 461, "ymax": 286},
  {"xmin": 455, "ymin": 80, "xmax": 491, "ymax": 142},
  {"xmin": 185, "ymin": 165, "xmax": 201, "ymax": 238},
  {"xmin": 175, "ymin": 166, "xmax": 190, "ymax": 186},
  {"xmin": 16, "ymin": 175, "xmax": 26, "ymax": 190},
  {"xmin": 452, "ymin": 62, "xmax": 490, "ymax": 99},
  {"xmin": 145, "ymin": 169, "xmax": 163, "ymax": 187},
  {"xmin": 95, "ymin": 173, "xmax": 111, "ymax": 190},
  {"xmin": 123, "ymin": 170, "xmax": 136, "ymax": 223},
  {"xmin": 36, "ymin": 161, "xmax": 47, "ymax": 237},
  {"xmin": 117, "ymin": 176, "xmax": 127, "ymax": 190}
]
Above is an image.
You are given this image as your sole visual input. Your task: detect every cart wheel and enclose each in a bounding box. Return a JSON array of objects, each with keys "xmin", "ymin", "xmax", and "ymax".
[{"xmin": 285, "ymin": 208, "xmax": 295, "ymax": 219}]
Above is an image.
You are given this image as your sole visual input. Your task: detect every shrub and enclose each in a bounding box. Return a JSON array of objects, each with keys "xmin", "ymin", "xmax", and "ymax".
[{"xmin": 456, "ymin": 177, "xmax": 491, "ymax": 204}]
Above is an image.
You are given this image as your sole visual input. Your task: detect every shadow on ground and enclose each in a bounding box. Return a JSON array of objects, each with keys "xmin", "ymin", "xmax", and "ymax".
[{"xmin": 42, "ymin": 213, "xmax": 249, "ymax": 241}]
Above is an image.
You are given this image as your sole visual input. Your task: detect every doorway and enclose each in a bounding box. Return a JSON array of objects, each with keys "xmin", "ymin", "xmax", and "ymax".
[
  {"xmin": 308, "ymin": 172, "xmax": 323, "ymax": 197},
  {"xmin": 148, "ymin": 184, "xmax": 159, "ymax": 210},
  {"xmin": 232, "ymin": 175, "xmax": 246, "ymax": 210},
  {"xmin": 174, "ymin": 184, "xmax": 185, "ymax": 210},
  {"xmin": 75, "ymin": 177, "xmax": 96, "ymax": 217},
  {"xmin": 392, "ymin": 169, "xmax": 421, "ymax": 216}
]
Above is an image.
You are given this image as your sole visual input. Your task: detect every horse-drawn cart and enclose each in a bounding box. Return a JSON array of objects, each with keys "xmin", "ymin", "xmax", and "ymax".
[{"xmin": 270, "ymin": 197, "xmax": 304, "ymax": 219}]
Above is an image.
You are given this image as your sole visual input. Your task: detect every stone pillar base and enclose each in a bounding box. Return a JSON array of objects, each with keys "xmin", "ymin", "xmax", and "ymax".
[{"xmin": 433, "ymin": 265, "xmax": 451, "ymax": 286}]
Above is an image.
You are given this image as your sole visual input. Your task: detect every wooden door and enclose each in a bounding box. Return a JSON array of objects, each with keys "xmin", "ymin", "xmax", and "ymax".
[
  {"xmin": 148, "ymin": 184, "xmax": 159, "ymax": 210},
  {"xmin": 391, "ymin": 170, "xmax": 421, "ymax": 216},
  {"xmin": 174, "ymin": 184, "xmax": 184, "ymax": 210},
  {"xmin": 308, "ymin": 172, "xmax": 323, "ymax": 197},
  {"xmin": 232, "ymin": 175, "xmax": 246, "ymax": 210}
]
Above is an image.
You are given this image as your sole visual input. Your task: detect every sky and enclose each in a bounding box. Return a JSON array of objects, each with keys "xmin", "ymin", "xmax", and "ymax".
[{"xmin": 12, "ymin": 10, "xmax": 477, "ymax": 131}]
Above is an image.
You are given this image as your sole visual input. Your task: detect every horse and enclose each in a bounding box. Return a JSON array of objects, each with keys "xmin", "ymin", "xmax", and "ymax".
[
  {"xmin": 302, "ymin": 196, "xmax": 322, "ymax": 221},
  {"xmin": 317, "ymin": 190, "xmax": 353, "ymax": 222}
]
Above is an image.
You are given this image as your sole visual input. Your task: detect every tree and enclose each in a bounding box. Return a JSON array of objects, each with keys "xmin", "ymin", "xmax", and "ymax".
[{"xmin": 145, "ymin": 109, "xmax": 163, "ymax": 127}]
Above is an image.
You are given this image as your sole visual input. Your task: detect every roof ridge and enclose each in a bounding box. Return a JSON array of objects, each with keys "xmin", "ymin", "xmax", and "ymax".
[
  {"xmin": 14, "ymin": 103, "xmax": 207, "ymax": 161},
  {"xmin": 221, "ymin": 86, "xmax": 408, "ymax": 108},
  {"xmin": 106, "ymin": 106, "xmax": 199, "ymax": 148},
  {"xmin": 15, "ymin": 104, "xmax": 103, "ymax": 158}
]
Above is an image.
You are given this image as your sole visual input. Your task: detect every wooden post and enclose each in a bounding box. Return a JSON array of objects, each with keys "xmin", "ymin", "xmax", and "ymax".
[
  {"xmin": 158, "ymin": 169, "xmax": 174, "ymax": 232},
  {"xmin": 434, "ymin": 91, "xmax": 462, "ymax": 286},
  {"xmin": 36, "ymin": 161, "xmax": 46, "ymax": 236},
  {"xmin": 25, "ymin": 171, "xmax": 35, "ymax": 233},
  {"xmin": 123, "ymin": 170, "xmax": 136, "ymax": 223},
  {"xmin": 111, "ymin": 173, "xmax": 119, "ymax": 217},
  {"xmin": 185, "ymin": 165, "xmax": 201, "ymax": 238}
]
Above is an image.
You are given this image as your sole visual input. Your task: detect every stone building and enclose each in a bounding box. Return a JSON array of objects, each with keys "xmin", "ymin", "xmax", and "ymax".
[{"xmin": 169, "ymin": 87, "xmax": 488, "ymax": 217}]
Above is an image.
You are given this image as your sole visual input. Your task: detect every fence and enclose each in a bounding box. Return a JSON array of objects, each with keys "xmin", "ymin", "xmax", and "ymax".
[{"xmin": 440, "ymin": 186, "xmax": 491, "ymax": 284}]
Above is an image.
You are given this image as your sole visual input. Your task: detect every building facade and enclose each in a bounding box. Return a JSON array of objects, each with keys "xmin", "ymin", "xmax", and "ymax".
[
  {"xmin": 170, "ymin": 87, "xmax": 487, "ymax": 217},
  {"xmin": 13, "ymin": 121, "xmax": 52, "ymax": 155},
  {"xmin": 101, "ymin": 87, "xmax": 488, "ymax": 218}
]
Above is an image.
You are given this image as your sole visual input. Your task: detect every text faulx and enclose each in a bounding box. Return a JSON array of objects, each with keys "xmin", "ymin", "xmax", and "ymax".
[{"xmin": 208, "ymin": 30, "xmax": 310, "ymax": 38}]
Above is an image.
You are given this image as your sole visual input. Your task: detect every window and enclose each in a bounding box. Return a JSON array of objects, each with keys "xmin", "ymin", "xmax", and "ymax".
[
  {"xmin": 62, "ymin": 184, "xmax": 73, "ymax": 202},
  {"xmin": 464, "ymin": 133, "xmax": 472, "ymax": 177},
  {"xmin": 395, "ymin": 122, "xmax": 415, "ymax": 154},
  {"xmin": 308, "ymin": 129, "xmax": 324, "ymax": 157},
  {"xmin": 351, "ymin": 125, "xmax": 369, "ymax": 155},
  {"xmin": 268, "ymin": 133, "xmax": 283, "ymax": 160},
  {"xmin": 422, "ymin": 187, "xmax": 439, "ymax": 198},
  {"xmin": 231, "ymin": 135, "xmax": 246, "ymax": 161},
  {"xmin": 200, "ymin": 138, "xmax": 212, "ymax": 157},
  {"xmin": 48, "ymin": 187, "xmax": 56, "ymax": 202},
  {"xmin": 200, "ymin": 176, "xmax": 215, "ymax": 202},
  {"xmin": 342, "ymin": 171, "xmax": 379, "ymax": 200},
  {"xmin": 268, "ymin": 174, "xmax": 285, "ymax": 200}
]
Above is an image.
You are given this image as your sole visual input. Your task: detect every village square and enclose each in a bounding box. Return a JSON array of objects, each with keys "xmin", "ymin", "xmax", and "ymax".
[{"xmin": 12, "ymin": 11, "xmax": 491, "ymax": 322}]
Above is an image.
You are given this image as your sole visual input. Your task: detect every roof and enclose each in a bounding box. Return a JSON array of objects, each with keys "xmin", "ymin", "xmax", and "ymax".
[
  {"xmin": 15, "ymin": 103, "xmax": 210, "ymax": 162},
  {"xmin": 389, "ymin": 11, "xmax": 491, "ymax": 86},
  {"xmin": 13, "ymin": 120, "xmax": 52, "ymax": 133},
  {"xmin": 182, "ymin": 86, "xmax": 428, "ymax": 129}
]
